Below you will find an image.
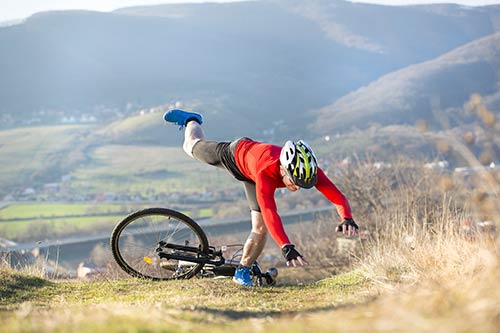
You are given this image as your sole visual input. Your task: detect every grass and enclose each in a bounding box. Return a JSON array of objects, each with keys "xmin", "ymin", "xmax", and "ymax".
[
  {"xmin": 2, "ymin": 188, "xmax": 498, "ymax": 333},
  {"xmin": 312, "ymin": 124, "xmax": 431, "ymax": 161},
  {"xmin": 0, "ymin": 203, "xmax": 214, "ymax": 242},
  {"xmin": 0, "ymin": 125, "xmax": 93, "ymax": 195},
  {"xmin": 0, "ymin": 112, "xmax": 498, "ymax": 332},
  {"xmin": 102, "ymin": 111, "xmax": 158, "ymax": 133},
  {"xmin": 0, "ymin": 269, "xmax": 373, "ymax": 332},
  {"xmin": 0, "ymin": 269, "xmax": 369, "ymax": 311},
  {"xmin": 0, "ymin": 203, "xmax": 132, "ymax": 220},
  {"xmin": 0, "ymin": 203, "xmax": 139, "ymax": 242},
  {"xmin": 0, "ymin": 217, "xmax": 498, "ymax": 332},
  {"xmin": 69, "ymin": 144, "xmax": 238, "ymax": 195},
  {"xmin": 0, "ymin": 216, "xmax": 119, "ymax": 242},
  {"xmin": 2, "ymin": 231, "xmax": 497, "ymax": 333},
  {"xmin": 0, "ymin": 122, "xmax": 238, "ymax": 199}
]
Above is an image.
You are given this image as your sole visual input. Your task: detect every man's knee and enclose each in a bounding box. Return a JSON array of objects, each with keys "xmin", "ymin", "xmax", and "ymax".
[{"xmin": 183, "ymin": 138, "xmax": 201, "ymax": 158}]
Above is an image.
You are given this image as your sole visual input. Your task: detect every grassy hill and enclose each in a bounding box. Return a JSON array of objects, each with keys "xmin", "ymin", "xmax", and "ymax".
[
  {"xmin": 0, "ymin": 115, "xmax": 245, "ymax": 201},
  {"xmin": 0, "ymin": 269, "xmax": 374, "ymax": 332},
  {"xmin": 1, "ymin": 200, "xmax": 498, "ymax": 332},
  {"xmin": 0, "ymin": 125, "xmax": 94, "ymax": 194},
  {"xmin": 69, "ymin": 144, "xmax": 237, "ymax": 196},
  {"xmin": 312, "ymin": 32, "xmax": 500, "ymax": 134},
  {"xmin": 1, "ymin": 130, "xmax": 498, "ymax": 332},
  {"xmin": 1, "ymin": 264, "xmax": 497, "ymax": 332}
]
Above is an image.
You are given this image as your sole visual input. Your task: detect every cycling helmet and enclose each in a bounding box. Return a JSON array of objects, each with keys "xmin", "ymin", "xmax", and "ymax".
[{"xmin": 280, "ymin": 140, "xmax": 318, "ymax": 189}]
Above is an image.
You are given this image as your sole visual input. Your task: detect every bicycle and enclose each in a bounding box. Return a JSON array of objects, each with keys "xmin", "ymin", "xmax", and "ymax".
[{"xmin": 110, "ymin": 208, "xmax": 278, "ymax": 286}]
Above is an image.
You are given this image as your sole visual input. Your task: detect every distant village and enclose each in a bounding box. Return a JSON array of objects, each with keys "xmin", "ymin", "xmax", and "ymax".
[
  {"xmin": 2, "ymin": 176, "xmax": 245, "ymax": 205},
  {"xmin": 0, "ymin": 101, "xmax": 172, "ymax": 128},
  {"xmin": 3, "ymin": 158, "xmax": 497, "ymax": 204}
]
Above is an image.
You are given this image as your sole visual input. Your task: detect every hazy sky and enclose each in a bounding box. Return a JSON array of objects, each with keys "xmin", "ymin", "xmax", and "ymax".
[{"xmin": 1, "ymin": 0, "xmax": 500, "ymax": 22}]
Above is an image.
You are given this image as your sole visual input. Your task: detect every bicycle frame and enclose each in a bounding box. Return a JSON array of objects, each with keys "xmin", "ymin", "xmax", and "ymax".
[
  {"xmin": 157, "ymin": 241, "xmax": 227, "ymax": 266},
  {"xmin": 111, "ymin": 207, "xmax": 277, "ymax": 285},
  {"xmin": 156, "ymin": 241, "xmax": 276, "ymax": 285}
]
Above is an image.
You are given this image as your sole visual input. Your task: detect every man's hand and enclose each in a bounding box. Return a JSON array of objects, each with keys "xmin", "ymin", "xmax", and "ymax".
[
  {"xmin": 281, "ymin": 244, "xmax": 309, "ymax": 267},
  {"xmin": 336, "ymin": 218, "xmax": 359, "ymax": 237}
]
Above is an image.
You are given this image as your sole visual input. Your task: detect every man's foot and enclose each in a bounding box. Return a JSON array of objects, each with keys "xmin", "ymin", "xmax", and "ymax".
[
  {"xmin": 233, "ymin": 266, "xmax": 253, "ymax": 286},
  {"xmin": 163, "ymin": 109, "xmax": 203, "ymax": 127}
]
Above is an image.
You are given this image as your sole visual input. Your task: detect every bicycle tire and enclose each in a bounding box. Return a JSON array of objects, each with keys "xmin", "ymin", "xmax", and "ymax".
[{"xmin": 110, "ymin": 208, "xmax": 209, "ymax": 281}]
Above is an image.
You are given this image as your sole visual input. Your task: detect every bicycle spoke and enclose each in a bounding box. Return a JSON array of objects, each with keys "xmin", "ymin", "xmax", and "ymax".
[{"xmin": 111, "ymin": 208, "xmax": 208, "ymax": 280}]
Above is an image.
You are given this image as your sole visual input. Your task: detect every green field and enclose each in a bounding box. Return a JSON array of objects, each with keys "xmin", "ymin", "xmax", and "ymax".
[
  {"xmin": 0, "ymin": 120, "xmax": 433, "ymax": 202},
  {"xmin": 0, "ymin": 125, "xmax": 94, "ymax": 196},
  {"xmin": 0, "ymin": 203, "xmax": 214, "ymax": 242},
  {"xmin": 0, "ymin": 216, "xmax": 119, "ymax": 242},
  {"xmin": 0, "ymin": 203, "xmax": 133, "ymax": 220},
  {"xmin": 69, "ymin": 144, "xmax": 237, "ymax": 195},
  {"xmin": 0, "ymin": 119, "xmax": 240, "ymax": 200},
  {"xmin": 0, "ymin": 121, "xmax": 231, "ymax": 242},
  {"xmin": 0, "ymin": 203, "xmax": 134, "ymax": 242}
]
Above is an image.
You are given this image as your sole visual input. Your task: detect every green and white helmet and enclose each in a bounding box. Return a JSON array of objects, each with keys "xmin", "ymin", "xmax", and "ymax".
[{"xmin": 280, "ymin": 140, "xmax": 318, "ymax": 189}]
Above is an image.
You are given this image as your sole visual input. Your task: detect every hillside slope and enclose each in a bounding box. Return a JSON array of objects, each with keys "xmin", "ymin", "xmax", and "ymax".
[
  {"xmin": 0, "ymin": 0, "xmax": 498, "ymax": 139},
  {"xmin": 0, "ymin": 125, "xmax": 93, "ymax": 196},
  {"xmin": 312, "ymin": 31, "xmax": 500, "ymax": 133}
]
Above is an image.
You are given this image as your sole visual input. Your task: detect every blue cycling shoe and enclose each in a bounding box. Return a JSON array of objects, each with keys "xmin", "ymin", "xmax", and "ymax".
[
  {"xmin": 233, "ymin": 266, "xmax": 253, "ymax": 287},
  {"xmin": 163, "ymin": 109, "xmax": 203, "ymax": 127}
]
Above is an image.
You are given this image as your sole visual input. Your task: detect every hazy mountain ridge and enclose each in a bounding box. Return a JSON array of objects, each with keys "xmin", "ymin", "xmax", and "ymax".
[
  {"xmin": 0, "ymin": 0, "xmax": 498, "ymax": 141},
  {"xmin": 312, "ymin": 31, "xmax": 500, "ymax": 134}
]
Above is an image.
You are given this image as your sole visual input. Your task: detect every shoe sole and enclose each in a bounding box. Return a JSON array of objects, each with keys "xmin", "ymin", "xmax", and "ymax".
[{"xmin": 232, "ymin": 277, "xmax": 253, "ymax": 287}]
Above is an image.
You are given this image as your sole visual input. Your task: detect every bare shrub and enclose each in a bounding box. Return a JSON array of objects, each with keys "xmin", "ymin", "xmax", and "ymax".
[
  {"xmin": 335, "ymin": 94, "xmax": 500, "ymax": 315},
  {"xmin": 292, "ymin": 218, "xmax": 355, "ymax": 279}
]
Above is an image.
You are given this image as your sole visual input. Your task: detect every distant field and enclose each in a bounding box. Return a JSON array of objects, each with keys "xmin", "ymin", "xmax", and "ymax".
[
  {"xmin": 0, "ymin": 120, "xmax": 239, "ymax": 199},
  {"xmin": 0, "ymin": 216, "xmax": 119, "ymax": 242},
  {"xmin": 99, "ymin": 111, "xmax": 159, "ymax": 139},
  {"xmin": 0, "ymin": 203, "xmax": 129, "ymax": 242},
  {"xmin": 312, "ymin": 125, "xmax": 432, "ymax": 161},
  {"xmin": 0, "ymin": 125, "xmax": 94, "ymax": 196},
  {"xmin": 0, "ymin": 203, "xmax": 133, "ymax": 220},
  {"xmin": 69, "ymin": 144, "xmax": 238, "ymax": 195},
  {"xmin": 0, "ymin": 202, "xmax": 214, "ymax": 242}
]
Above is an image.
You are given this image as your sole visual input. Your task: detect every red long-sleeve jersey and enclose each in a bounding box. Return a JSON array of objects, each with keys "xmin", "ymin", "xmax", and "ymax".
[{"xmin": 234, "ymin": 139, "xmax": 352, "ymax": 247}]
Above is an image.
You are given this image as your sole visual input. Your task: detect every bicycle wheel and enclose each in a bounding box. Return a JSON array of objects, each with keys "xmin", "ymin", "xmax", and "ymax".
[{"xmin": 111, "ymin": 208, "xmax": 209, "ymax": 280}]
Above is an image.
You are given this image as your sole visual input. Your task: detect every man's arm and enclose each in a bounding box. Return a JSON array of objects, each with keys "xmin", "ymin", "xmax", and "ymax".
[
  {"xmin": 255, "ymin": 174, "xmax": 309, "ymax": 266},
  {"xmin": 315, "ymin": 168, "xmax": 358, "ymax": 236},
  {"xmin": 314, "ymin": 168, "xmax": 352, "ymax": 219},
  {"xmin": 255, "ymin": 177, "xmax": 290, "ymax": 247}
]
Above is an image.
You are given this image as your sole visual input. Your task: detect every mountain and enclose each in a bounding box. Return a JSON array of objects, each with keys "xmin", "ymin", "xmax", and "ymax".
[
  {"xmin": 0, "ymin": 0, "xmax": 499, "ymax": 140},
  {"xmin": 0, "ymin": 19, "xmax": 24, "ymax": 27},
  {"xmin": 311, "ymin": 31, "xmax": 500, "ymax": 134}
]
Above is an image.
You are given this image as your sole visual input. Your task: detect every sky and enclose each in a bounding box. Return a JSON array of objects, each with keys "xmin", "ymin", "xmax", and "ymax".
[{"xmin": 1, "ymin": 0, "xmax": 500, "ymax": 23}]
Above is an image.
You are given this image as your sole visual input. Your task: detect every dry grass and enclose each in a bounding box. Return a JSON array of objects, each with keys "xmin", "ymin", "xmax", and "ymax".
[
  {"xmin": 1, "ymin": 183, "xmax": 498, "ymax": 332},
  {"xmin": 1, "ymin": 119, "xmax": 499, "ymax": 331},
  {"xmin": 329, "ymin": 155, "xmax": 500, "ymax": 332}
]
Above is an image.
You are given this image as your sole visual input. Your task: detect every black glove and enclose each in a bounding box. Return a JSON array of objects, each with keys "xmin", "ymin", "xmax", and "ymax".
[
  {"xmin": 336, "ymin": 218, "xmax": 359, "ymax": 233},
  {"xmin": 281, "ymin": 244, "xmax": 303, "ymax": 261}
]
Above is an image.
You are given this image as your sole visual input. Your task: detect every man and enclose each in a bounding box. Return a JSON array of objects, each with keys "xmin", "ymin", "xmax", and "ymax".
[{"xmin": 164, "ymin": 109, "xmax": 359, "ymax": 286}]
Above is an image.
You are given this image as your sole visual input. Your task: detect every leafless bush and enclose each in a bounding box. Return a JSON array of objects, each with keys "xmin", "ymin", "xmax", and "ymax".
[{"xmin": 337, "ymin": 93, "xmax": 499, "ymax": 297}]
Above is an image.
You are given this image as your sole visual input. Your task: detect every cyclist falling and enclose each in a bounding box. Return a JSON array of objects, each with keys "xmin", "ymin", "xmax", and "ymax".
[{"xmin": 164, "ymin": 109, "xmax": 359, "ymax": 286}]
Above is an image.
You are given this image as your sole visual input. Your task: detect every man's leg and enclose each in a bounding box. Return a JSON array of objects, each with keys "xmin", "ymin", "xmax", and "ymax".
[
  {"xmin": 240, "ymin": 210, "xmax": 267, "ymax": 267},
  {"xmin": 163, "ymin": 109, "xmax": 204, "ymax": 158},
  {"xmin": 183, "ymin": 120, "xmax": 205, "ymax": 158},
  {"xmin": 240, "ymin": 182, "xmax": 267, "ymax": 267},
  {"xmin": 233, "ymin": 182, "xmax": 267, "ymax": 286}
]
